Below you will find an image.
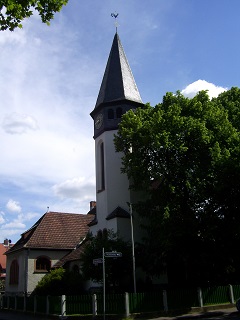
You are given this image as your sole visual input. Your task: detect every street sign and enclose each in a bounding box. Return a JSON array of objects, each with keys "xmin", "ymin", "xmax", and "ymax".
[
  {"xmin": 93, "ymin": 258, "xmax": 103, "ymax": 265},
  {"xmin": 104, "ymin": 251, "xmax": 122, "ymax": 258}
]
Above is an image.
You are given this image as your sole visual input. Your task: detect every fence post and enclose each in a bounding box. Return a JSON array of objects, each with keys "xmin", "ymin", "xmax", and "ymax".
[
  {"xmin": 125, "ymin": 292, "xmax": 130, "ymax": 317},
  {"xmin": 163, "ymin": 290, "xmax": 168, "ymax": 312},
  {"xmin": 92, "ymin": 294, "xmax": 97, "ymax": 316},
  {"xmin": 14, "ymin": 296, "xmax": 17, "ymax": 310},
  {"xmin": 198, "ymin": 288, "xmax": 203, "ymax": 307},
  {"xmin": 61, "ymin": 295, "xmax": 66, "ymax": 317},
  {"xmin": 46, "ymin": 295, "xmax": 49, "ymax": 315},
  {"xmin": 229, "ymin": 284, "xmax": 234, "ymax": 304},
  {"xmin": 34, "ymin": 295, "xmax": 37, "ymax": 314},
  {"xmin": 23, "ymin": 295, "xmax": 26, "ymax": 312}
]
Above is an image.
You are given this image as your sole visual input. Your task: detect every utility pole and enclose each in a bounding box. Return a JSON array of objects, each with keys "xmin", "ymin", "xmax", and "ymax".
[{"xmin": 130, "ymin": 203, "xmax": 136, "ymax": 293}]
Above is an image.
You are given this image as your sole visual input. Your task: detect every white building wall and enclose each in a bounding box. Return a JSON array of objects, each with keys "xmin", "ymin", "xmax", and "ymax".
[
  {"xmin": 93, "ymin": 130, "xmax": 131, "ymax": 239},
  {"xmin": 6, "ymin": 249, "xmax": 71, "ymax": 294},
  {"xmin": 27, "ymin": 249, "xmax": 70, "ymax": 293},
  {"xmin": 5, "ymin": 251, "xmax": 26, "ymax": 294}
]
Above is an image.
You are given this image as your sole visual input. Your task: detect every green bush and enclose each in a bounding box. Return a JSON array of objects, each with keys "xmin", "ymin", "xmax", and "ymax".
[{"xmin": 34, "ymin": 267, "xmax": 85, "ymax": 296}]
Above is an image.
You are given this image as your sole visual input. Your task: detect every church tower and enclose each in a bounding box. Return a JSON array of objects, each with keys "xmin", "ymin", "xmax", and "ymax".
[{"xmin": 90, "ymin": 32, "xmax": 143, "ymax": 240}]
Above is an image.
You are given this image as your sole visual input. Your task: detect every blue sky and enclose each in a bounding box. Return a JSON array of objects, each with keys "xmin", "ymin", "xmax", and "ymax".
[{"xmin": 0, "ymin": 0, "xmax": 239, "ymax": 243}]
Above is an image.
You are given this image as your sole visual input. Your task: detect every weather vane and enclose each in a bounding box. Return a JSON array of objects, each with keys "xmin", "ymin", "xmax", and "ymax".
[{"xmin": 111, "ymin": 12, "xmax": 119, "ymax": 32}]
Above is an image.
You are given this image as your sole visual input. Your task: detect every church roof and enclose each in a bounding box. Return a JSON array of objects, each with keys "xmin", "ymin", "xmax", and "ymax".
[
  {"xmin": 106, "ymin": 206, "xmax": 130, "ymax": 220},
  {"xmin": 53, "ymin": 241, "xmax": 89, "ymax": 268},
  {"xmin": 6, "ymin": 212, "xmax": 93, "ymax": 253},
  {"xmin": 94, "ymin": 33, "xmax": 142, "ymax": 111}
]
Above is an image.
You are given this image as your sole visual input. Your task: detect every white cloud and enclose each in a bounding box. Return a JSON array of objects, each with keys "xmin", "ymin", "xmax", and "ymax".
[
  {"xmin": 6, "ymin": 200, "xmax": 22, "ymax": 213},
  {"xmin": 0, "ymin": 210, "xmax": 41, "ymax": 242},
  {"xmin": 52, "ymin": 177, "xmax": 95, "ymax": 200},
  {"xmin": 2, "ymin": 113, "xmax": 39, "ymax": 134},
  {"xmin": 0, "ymin": 28, "xmax": 27, "ymax": 45},
  {"xmin": 22, "ymin": 212, "xmax": 41, "ymax": 221},
  {"xmin": 0, "ymin": 212, "xmax": 5, "ymax": 224},
  {"xmin": 181, "ymin": 80, "xmax": 228, "ymax": 99},
  {"xmin": 0, "ymin": 228, "xmax": 25, "ymax": 243},
  {"xmin": 3, "ymin": 221, "xmax": 26, "ymax": 229}
]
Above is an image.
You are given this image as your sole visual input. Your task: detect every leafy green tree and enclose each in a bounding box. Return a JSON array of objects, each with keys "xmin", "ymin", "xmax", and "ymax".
[
  {"xmin": 34, "ymin": 267, "xmax": 85, "ymax": 295},
  {"xmin": 81, "ymin": 229, "xmax": 133, "ymax": 292},
  {"xmin": 114, "ymin": 88, "xmax": 240, "ymax": 286},
  {"xmin": 0, "ymin": 0, "xmax": 68, "ymax": 31}
]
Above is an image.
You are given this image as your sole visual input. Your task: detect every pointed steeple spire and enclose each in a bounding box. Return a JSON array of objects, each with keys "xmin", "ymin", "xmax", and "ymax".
[{"xmin": 94, "ymin": 33, "xmax": 142, "ymax": 110}]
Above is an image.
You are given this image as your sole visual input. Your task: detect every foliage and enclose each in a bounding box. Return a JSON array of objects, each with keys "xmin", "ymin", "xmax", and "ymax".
[
  {"xmin": 81, "ymin": 229, "xmax": 133, "ymax": 292},
  {"xmin": 34, "ymin": 267, "xmax": 85, "ymax": 295},
  {"xmin": 114, "ymin": 88, "xmax": 240, "ymax": 286},
  {"xmin": 0, "ymin": 0, "xmax": 68, "ymax": 31}
]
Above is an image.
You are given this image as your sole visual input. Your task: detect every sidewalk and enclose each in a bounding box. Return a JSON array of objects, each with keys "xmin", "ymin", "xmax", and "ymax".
[
  {"xmin": 0, "ymin": 305, "xmax": 238, "ymax": 320},
  {"xmin": 148, "ymin": 306, "xmax": 238, "ymax": 320}
]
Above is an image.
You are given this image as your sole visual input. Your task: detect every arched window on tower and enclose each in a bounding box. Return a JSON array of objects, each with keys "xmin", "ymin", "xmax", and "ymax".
[
  {"xmin": 9, "ymin": 259, "xmax": 19, "ymax": 285},
  {"xmin": 116, "ymin": 107, "xmax": 123, "ymax": 118},
  {"xmin": 108, "ymin": 108, "xmax": 114, "ymax": 119},
  {"xmin": 100, "ymin": 142, "xmax": 105, "ymax": 190},
  {"xmin": 97, "ymin": 141, "xmax": 105, "ymax": 192}
]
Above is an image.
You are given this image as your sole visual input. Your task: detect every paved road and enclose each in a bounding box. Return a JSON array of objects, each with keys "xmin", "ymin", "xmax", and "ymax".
[
  {"xmin": 151, "ymin": 308, "xmax": 240, "ymax": 320},
  {"xmin": 0, "ymin": 310, "xmax": 54, "ymax": 320},
  {"xmin": 0, "ymin": 308, "xmax": 239, "ymax": 320}
]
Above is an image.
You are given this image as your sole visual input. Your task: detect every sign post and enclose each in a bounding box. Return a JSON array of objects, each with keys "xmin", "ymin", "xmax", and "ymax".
[
  {"xmin": 93, "ymin": 258, "xmax": 103, "ymax": 265},
  {"xmin": 103, "ymin": 247, "xmax": 105, "ymax": 320},
  {"xmin": 93, "ymin": 250, "xmax": 122, "ymax": 320},
  {"xmin": 104, "ymin": 251, "xmax": 122, "ymax": 258}
]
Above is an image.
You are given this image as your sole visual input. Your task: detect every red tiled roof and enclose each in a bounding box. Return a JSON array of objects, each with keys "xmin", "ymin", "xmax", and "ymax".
[
  {"xmin": 0, "ymin": 244, "xmax": 8, "ymax": 270},
  {"xmin": 0, "ymin": 243, "xmax": 13, "ymax": 276},
  {"xmin": 53, "ymin": 241, "xmax": 89, "ymax": 268},
  {"xmin": 7, "ymin": 212, "xmax": 94, "ymax": 253}
]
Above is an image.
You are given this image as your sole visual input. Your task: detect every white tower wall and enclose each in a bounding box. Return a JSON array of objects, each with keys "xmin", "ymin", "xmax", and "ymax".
[{"xmin": 91, "ymin": 130, "xmax": 131, "ymax": 239}]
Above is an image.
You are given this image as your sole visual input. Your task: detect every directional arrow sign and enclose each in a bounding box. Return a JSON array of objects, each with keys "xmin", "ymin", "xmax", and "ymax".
[
  {"xmin": 105, "ymin": 252, "xmax": 122, "ymax": 258},
  {"xmin": 93, "ymin": 258, "xmax": 103, "ymax": 265}
]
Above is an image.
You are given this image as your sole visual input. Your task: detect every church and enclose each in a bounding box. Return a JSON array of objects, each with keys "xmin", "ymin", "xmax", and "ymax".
[
  {"xmin": 89, "ymin": 31, "xmax": 143, "ymax": 241},
  {"xmin": 5, "ymin": 30, "xmax": 166, "ymax": 295}
]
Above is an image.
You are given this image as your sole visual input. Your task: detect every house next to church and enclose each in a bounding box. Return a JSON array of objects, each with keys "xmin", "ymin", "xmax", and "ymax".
[{"xmin": 5, "ymin": 210, "xmax": 94, "ymax": 295}]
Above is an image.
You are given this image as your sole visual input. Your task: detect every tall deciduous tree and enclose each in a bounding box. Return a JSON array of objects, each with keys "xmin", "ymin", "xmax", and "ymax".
[
  {"xmin": 0, "ymin": 0, "xmax": 68, "ymax": 31},
  {"xmin": 114, "ymin": 88, "xmax": 240, "ymax": 286}
]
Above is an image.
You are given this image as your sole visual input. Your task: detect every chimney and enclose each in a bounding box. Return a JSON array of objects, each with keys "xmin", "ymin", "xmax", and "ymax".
[{"xmin": 90, "ymin": 201, "xmax": 96, "ymax": 210}]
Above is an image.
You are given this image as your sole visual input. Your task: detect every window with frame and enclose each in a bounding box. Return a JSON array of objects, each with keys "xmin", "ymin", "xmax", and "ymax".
[
  {"xmin": 72, "ymin": 264, "xmax": 80, "ymax": 274},
  {"xmin": 35, "ymin": 256, "xmax": 51, "ymax": 272},
  {"xmin": 116, "ymin": 107, "xmax": 123, "ymax": 118},
  {"xmin": 96, "ymin": 140, "xmax": 106, "ymax": 192},
  {"xmin": 9, "ymin": 259, "xmax": 19, "ymax": 285},
  {"xmin": 108, "ymin": 108, "xmax": 114, "ymax": 119},
  {"xmin": 100, "ymin": 142, "xmax": 105, "ymax": 190}
]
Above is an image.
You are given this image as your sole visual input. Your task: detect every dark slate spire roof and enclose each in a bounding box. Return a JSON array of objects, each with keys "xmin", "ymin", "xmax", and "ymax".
[{"xmin": 94, "ymin": 33, "xmax": 142, "ymax": 110}]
